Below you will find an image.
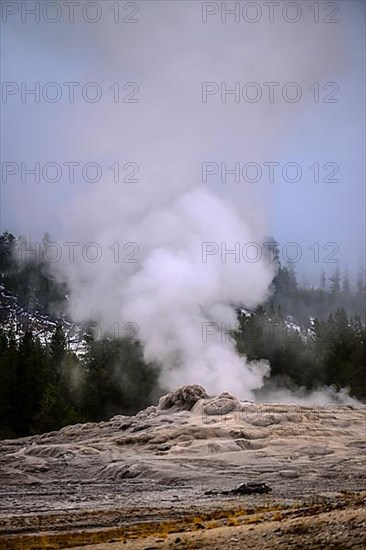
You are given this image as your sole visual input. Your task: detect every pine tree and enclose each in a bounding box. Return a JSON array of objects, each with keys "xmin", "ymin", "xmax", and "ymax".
[
  {"xmin": 0, "ymin": 231, "xmax": 17, "ymax": 273},
  {"xmin": 356, "ymin": 265, "xmax": 366, "ymax": 295},
  {"xmin": 50, "ymin": 325, "xmax": 67, "ymax": 368},
  {"xmin": 320, "ymin": 269, "xmax": 326, "ymax": 289},
  {"xmin": 286, "ymin": 262, "xmax": 298, "ymax": 292},
  {"xmin": 334, "ymin": 307, "xmax": 348, "ymax": 333},
  {"xmin": 342, "ymin": 270, "xmax": 351, "ymax": 295},
  {"xmin": 329, "ymin": 266, "xmax": 341, "ymax": 294}
]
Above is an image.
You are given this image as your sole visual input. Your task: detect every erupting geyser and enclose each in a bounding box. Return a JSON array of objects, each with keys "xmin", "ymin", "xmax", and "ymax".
[
  {"xmin": 57, "ymin": 185, "xmax": 274, "ymax": 399},
  {"xmin": 51, "ymin": 3, "xmax": 348, "ymax": 398}
]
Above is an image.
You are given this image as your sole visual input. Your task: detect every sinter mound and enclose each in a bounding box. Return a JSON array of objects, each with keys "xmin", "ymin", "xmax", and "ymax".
[{"xmin": 0, "ymin": 385, "xmax": 365, "ymax": 549}]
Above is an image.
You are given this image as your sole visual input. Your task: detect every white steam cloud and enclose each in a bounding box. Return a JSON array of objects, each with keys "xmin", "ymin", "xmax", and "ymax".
[
  {"xmin": 58, "ymin": 184, "xmax": 273, "ymax": 398},
  {"xmin": 40, "ymin": 2, "xmax": 354, "ymax": 398}
]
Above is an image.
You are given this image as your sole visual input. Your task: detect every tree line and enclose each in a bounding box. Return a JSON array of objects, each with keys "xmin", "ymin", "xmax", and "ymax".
[
  {"xmin": 0, "ymin": 326, "xmax": 160, "ymax": 438},
  {"xmin": 0, "ymin": 231, "xmax": 365, "ymax": 438},
  {"xmin": 235, "ymin": 305, "xmax": 366, "ymax": 401}
]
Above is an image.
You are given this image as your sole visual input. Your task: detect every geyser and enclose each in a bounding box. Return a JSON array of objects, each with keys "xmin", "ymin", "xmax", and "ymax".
[{"xmin": 49, "ymin": 1, "xmax": 348, "ymax": 398}]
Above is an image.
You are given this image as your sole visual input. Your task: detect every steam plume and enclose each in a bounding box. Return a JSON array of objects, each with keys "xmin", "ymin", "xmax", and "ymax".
[{"xmin": 45, "ymin": 2, "xmax": 352, "ymax": 397}]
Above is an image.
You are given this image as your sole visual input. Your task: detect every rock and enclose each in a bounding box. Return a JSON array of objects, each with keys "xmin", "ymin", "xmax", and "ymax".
[
  {"xmin": 223, "ymin": 482, "xmax": 272, "ymax": 495},
  {"xmin": 156, "ymin": 444, "xmax": 171, "ymax": 452},
  {"xmin": 158, "ymin": 385, "xmax": 208, "ymax": 411},
  {"xmin": 145, "ymin": 406, "xmax": 157, "ymax": 415},
  {"xmin": 98, "ymin": 462, "xmax": 150, "ymax": 480},
  {"xmin": 203, "ymin": 392, "xmax": 240, "ymax": 416},
  {"xmin": 279, "ymin": 469, "xmax": 299, "ymax": 479}
]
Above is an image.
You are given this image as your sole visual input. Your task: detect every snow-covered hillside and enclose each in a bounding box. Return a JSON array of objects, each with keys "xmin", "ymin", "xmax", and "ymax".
[{"xmin": 0, "ymin": 284, "xmax": 87, "ymax": 356}]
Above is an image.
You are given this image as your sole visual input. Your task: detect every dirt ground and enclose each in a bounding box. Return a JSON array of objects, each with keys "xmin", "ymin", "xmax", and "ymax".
[
  {"xmin": 1, "ymin": 491, "xmax": 365, "ymax": 549},
  {"xmin": 1, "ymin": 387, "xmax": 365, "ymax": 549},
  {"xmin": 73, "ymin": 502, "xmax": 366, "ymax": 550}
]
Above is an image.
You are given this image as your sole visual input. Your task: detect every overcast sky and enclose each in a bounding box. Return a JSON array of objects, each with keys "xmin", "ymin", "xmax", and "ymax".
[{"xmin": 1, "ymin": 0, "xmax": 365, "ymax": 282}]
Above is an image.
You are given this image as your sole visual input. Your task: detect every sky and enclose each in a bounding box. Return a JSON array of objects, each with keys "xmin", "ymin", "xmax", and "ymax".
[{"xmin": 1, "ymin": 0, "xmax": 365, "ymax": 283}]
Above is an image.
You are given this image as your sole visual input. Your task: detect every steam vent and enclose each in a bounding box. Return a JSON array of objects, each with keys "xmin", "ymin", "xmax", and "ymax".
[{"xmin": 1, "ymin": 385, "xmax": 365, "ymax": 549}]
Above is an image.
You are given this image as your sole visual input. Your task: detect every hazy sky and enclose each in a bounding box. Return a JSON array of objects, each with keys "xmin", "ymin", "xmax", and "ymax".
[{"xmin": 1, "ymin": 0, "xmax": 365, "ymax": 281}]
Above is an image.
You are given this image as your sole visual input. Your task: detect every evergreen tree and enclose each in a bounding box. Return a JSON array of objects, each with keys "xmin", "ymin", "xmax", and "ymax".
[
  {"xmin": 356, "ymin": 265, "xmax": 366, "ymax": 295},
  {"xmin": 329, "ymin": 266, "xmax": 341, "ymax": 295},
  {"xmin": 50, "ymin": 325, "xmax": 67, "ymax": 369},
  {"xmin": 342, "ymin": 270, "xmax": 351, "ymax": 295},
  {"xmin": 320, "ymin": 269, "xmax": 326, "ymax": 289},
  {"xmin": 0, "ymin": 231, "xmax": 17, "ymax": 274}
]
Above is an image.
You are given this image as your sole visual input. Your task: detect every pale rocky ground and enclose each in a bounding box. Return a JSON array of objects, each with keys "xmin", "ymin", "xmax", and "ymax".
[{"xmin": 0, "ymin": 385, "xmax": 365, "ymax": 549}]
